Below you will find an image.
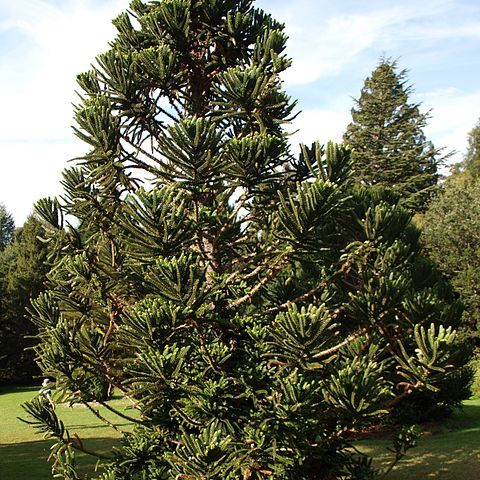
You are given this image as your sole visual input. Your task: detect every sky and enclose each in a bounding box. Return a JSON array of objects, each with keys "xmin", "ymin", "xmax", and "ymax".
[{"xmin": 1, "ymin": 0, "xmax": 480, "ymax": 224}]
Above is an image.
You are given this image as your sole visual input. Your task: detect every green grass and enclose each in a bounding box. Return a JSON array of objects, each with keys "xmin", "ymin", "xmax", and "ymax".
[
  {"xmin": 0, "ymin": 386, "xmax": 131, "ymax": 479},
  {"xmin": 1, "ymin": 387, "xmax": 480, "ymax": 479},
  {"xmin": 358, "ymin": 399, "xmax": 480, "ymax": 479}
]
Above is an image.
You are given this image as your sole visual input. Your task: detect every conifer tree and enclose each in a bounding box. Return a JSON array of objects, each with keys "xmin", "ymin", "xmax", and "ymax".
[
  {"xmin": 423, "ymin": 119, "xmax": 480, "ymax": 340},
  {"xmin": 453, "ymin": 117, "xmax": 480, "ymax": 178},
  {"xmin": 0, "ymin": 203, "xmax": 14, "ymax": 250},
  {"xmin": 344, "ymin": 59, "xmax": 442, "ymax": 211},
  {"xmin": 423, "ymin": 175, "xmax": 480, "ymax": 334},
  {"xmin": 23, "ymin": 3, "xmax": 468, "ymax": 479},
  {"xmin": 0, "ymin": 216, "xmax": 50, "ymax": 383}
]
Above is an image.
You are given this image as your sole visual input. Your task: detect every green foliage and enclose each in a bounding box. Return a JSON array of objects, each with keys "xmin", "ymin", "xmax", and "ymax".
[
  {"xmin": 452, "ymin": 117, "xmax": 480, "ymax": 178},
  {"xmin": 0, "ymin": 216, "xmax": 50, "ymax": 384},
  {"xmin": 438, "ymin": 118, "xmax": 480, "ymax": 334},
  {"xmin": 269, "ymin": 304, "xmax": 337, "ymax": 367},
  {"xmin": 322, "ymin": 341, "xmax": 392, "ymax": 426},
  {"xmin": 0, "ymin": 202, "xmax": 14, "ymax": 250},
  {"xmin": 471, "ymin": 358, "xmax": 480, "ymax": 398},
  {"xmin": 464, "ymin": 119, "xmax": 480, "ymax": 177},
  {"xmin": 421, "ymin": 173, "xmax": 479, "ymax": 412},
  {"xmin": 344, "ymin": 59, "xmax": 444, "ymax": 211},
  {"xmin": 22, "ymin": 2, "xmax": 469, "ymax": 479},
  {"xmin": 422, "ymin": 176, "xmax": 480, "ymax": 334}
]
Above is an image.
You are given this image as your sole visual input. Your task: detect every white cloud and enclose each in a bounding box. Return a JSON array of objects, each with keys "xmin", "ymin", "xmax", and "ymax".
[
  {"xmin": 0, "ymin": 0, "xmax": 124, "ymax": 142},
  {"xmin": 0, "ymin": 0, "xmax": 125, "ymax": 223},
  {"xmin": 0, "ymin": 141, "xmax": 83, "ymax": 224},
  {"xmin": 422, "ymin": 88, "xmax": 480, "ymax": 164},
  {"xmin": 269, "ymin": 0, "xmax": 477, "ymax": 86},
  {"xmin": 282, "ymin": 9, "xmax": 403, "ymax": 85},
  {"xmin": 288, "ymin": 109, "xmax": 350, "ymax": 150},
  {"xmin": 401, "ymin": 21, "xmax": 480, "ymax": 42}
]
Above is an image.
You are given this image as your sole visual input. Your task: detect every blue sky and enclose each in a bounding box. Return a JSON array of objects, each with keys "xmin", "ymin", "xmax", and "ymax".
[{"xmin": 1, "ymin": 0, "xmax": 479, "ymax": 223}]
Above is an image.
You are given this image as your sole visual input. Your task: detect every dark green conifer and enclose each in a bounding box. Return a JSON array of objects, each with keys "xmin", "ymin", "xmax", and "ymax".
[
  {"xmin": 344, "ymin": 59, "xmax": 443, "ymax": 211},
  {"xmin": 0, "ymin": 216, "xmax": 50, "ymax": 383},
  {"xmin": 0, "ymin": 203, "xmax": 14, "ymax": 250}
]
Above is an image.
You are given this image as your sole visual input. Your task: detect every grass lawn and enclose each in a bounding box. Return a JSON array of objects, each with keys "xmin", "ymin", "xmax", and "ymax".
[
  {"xmin": 1, "ymin": 386, "xmax": 479, "ymax": 479},
  {"xmin": 0, "ymin": 386, "xmax": 132, "ymax": 479},
  {"xmin": 358, "ymin": 398, "xmax": 480, "ymax": 479}
]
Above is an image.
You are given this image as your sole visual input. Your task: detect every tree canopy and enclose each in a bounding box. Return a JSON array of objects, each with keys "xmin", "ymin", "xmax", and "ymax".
[
  {"xmin": 21, "ymin": 2, "xmax": 468, "ymax": 479},
  {"xmin": 422, "ymin": 175, "xmax": 480, "ymax": 336},
  {"xmin": 452, "ymin": 117, "xmax": 480, "ymax": 178},
  {"xmin": 423, "ymin": 117, "xmax": 480, "ymax": 338},
  {"xmin": 0, "ymin": 203, "xmax": 14, "ymax": 250},
  {"xmin": 0, "ymin": 216, "xmax": 50, "ymax": 384},
  {"xmin": 344, "ymin": 59, "xmax": 443, "ymax": 211}
]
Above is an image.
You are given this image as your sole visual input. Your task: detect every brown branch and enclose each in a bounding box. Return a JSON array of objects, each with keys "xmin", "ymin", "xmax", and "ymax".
[
  {"xmin": 260, "ymin": 270, "xmax": 342, "ymax": 316},
  {"xmin": 226, "ymin": 251, "xmax": 261, "ymax": 273},
  {"xmin": 78, "ymin": 356, "xmax": 143, "ymax": 413},
  {"xmin": 216, "ymin": 191, "xmax": 247, "ymax": 240},
  {"xmin": 68, "ymin": 434, "xmax": 111, "ymax": 460},
  {"xmin": 120, "ymin": 135, "xmax": 159, "ymax": 171},
  {"xmin": 81, "ymin": 400, "xmax": 124, "ymax": 434},
  {"xmin": 97, "ymin": 399, "xmax": 145, "ymax": 425},
  {"xmin": 228, "ymin": 254, "xmax": 290, "ymax": 309},
  {"xmin": 172, "ymin": 403, "xmax": 204, "ymax": 427},
  {"xmin": 311, "ymin": 328, "xmax": 367, "ymax": 360},
  {"xmin": 228, "ymin": 234, "xmax": 251, "ymax": 247},
  {"xmin": 383, "ymin": 382, "xmax": 422, "ymax": 410},
  {"xmin": 224, "ymin": 247, "xmax": 277, "ymax": 285},
  {"xmin": 103, "ymin": 310, "xmax": 118, "ymax": 347},
  {"xmin": 242, "ymin": 263, "xmax": 268, "ymax": 281}
]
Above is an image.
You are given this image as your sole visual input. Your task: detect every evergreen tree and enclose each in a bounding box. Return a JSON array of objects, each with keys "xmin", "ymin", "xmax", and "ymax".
[
  {"xmin": 0, "ymin": 216, "xmax": 50, "ymax": 383},
  {"xmin": 22, "ymin": 3, "xmax": 467, "ymax": 479},
  {"xmin": 0, "ymin": 202, "xmax": 14, "ymax": 250},
  {"xmin": 453, "ymin": 117, "xmax": 480, "ymax": 178},
  {"xmin": 344, "ymin": 59, "xmax": 442, "ymax": 211},
  {"xmin": 422, "ymin": 175, "xmax": 480, "ymax": 335},
  {"xmin": 464, "ymin": 119, "xmax": 480, "ymax": 177},
  {"xmin": 423, "ymin": 119, "xmax": 480, "ymax": 338}
]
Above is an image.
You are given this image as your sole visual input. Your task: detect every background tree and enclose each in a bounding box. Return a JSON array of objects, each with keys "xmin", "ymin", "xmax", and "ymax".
[
  {"xmin": 422, "ymin": 176, "xmax": 480, "ymax": 333},
  {"xmin": 421, "ymin": 174, "xmax": 480, "ymax": 398},
  {"xmin": 0, "ymin": 203, "xmax": 14, "ymax": 250},
  {"xmin": 452, "ymin": 117, "xmax": 480, "ymax": 178},
  {"xmin": 0, "ymin": 216, "xmax": 50, "ymax": 384},
  {"xmin": 344, "ymin": 58, "xmax": 443, "ymax": 211},
  {"xmin": 422, "ymin": 116, "xmax": 480, "ymax": 401},
  {"xmin": 22, "ymin": 2, "xmax": 468, "ymax": 479},
  {"xmin": 423, "ymin": 116, "xmax": 480, "ymax": 337}
]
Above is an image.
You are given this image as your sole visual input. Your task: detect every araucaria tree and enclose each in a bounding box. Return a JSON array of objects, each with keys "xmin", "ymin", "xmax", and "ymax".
[
  {"xmin": 24, "ymin": 2, "xmax": 468, "ymax": 479},
  {"xmin": 344, "ymin": 59, "xmax": 442, "ymax": 211}
]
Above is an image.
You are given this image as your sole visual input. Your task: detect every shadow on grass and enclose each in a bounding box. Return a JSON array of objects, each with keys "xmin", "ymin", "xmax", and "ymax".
[
  {"xmin": 66, "ymin": 422, "xmax": 131, "ymax": 431},
  {"xmin": 377, "ymin": 442, "xmax": 480, "ymax": 480},
  {"xmin": 0, "ymin": 437, "xmax": 119, "ymax": 480},
  {"xmin": 360, "ymin": 402, "xmax": 480, "ymax": 480},
  {"xmin": 0, "ymin": 385, "xmax": 38, "ymax": 395},
  {"xmin": 444, "ymin": 402, "xmax": 480, "ymax": 431}
]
